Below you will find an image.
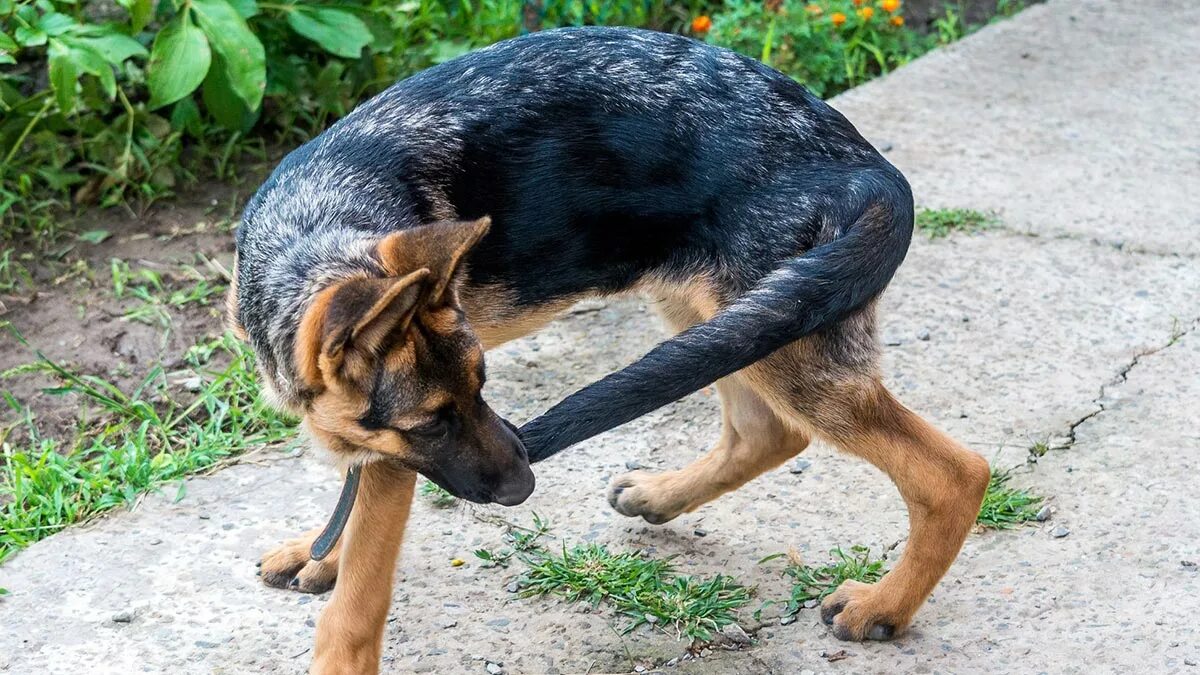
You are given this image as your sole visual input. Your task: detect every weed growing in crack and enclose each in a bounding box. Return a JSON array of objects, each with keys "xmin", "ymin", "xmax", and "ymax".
[
  {"xmin": 522, "ymin": 542, "xmax": 750, "ymax": 641},
  {"xmin": 977, "ymin": 467, "xmax": 1044, "ymax": 529},
  {"xmin": 419, "ymin": 480, "xmax": 458, "ymax": 508},
  {"xmin": 474, "ymin": 512, "xmax": 551, "ymax": 568},
  {"xmin": 777, "ymin": 546, "xmax": 887, "ymax": 616},
  {"xmin": 914, "ymin": 208, "xmax": 997, "ymax": 238},
  {"xmin": 473, "ymin": 515, "xmax": 750, "ymax": 642}
]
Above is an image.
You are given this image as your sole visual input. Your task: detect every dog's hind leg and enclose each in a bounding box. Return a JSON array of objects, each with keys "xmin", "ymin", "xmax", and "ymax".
[
  {"xmin": 608, "ymin": 291, "xmax": 811, "ymax": 524},
  {"xmin": 740, "ymin": 321, "xmax": 989, "ymax": 641}
]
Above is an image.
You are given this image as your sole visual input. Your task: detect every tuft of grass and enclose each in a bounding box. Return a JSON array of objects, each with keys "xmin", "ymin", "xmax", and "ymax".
[
  {"xmin": 914, "ymin": 208, "xmax": 997, "ymax": 238},
  {"xmin": 522, "ymin": 542, "xmax": 751, "ymax": 641},
  {"xmin": 0, "ymin": 331, "xmax": 295, "ymax": 563},
  {"xmin": 976, "ymin": 467, "xmax": 1043, "ymax": 529},
  {"xmin": 419, "ymin": 479, "xmax": 457, "ymax": 509},
  {"xmin": 110, "ymin": 259, "xmax": 227, "ymax": 332},
  {"xmin": 0, "ymin": 249, "xmax": 33, "ymax": 294},
  {"xmin": 781, "ymin": 546, "xmax": 887, "ymax": 615},
  {"xmin": 474, "ymin": 512, "xmax": 551, "ymax": 568}
]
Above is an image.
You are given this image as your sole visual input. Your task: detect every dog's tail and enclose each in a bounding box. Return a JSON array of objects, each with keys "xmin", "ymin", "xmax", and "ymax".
[{"xmin": 520, "ymin": 169, "xmax": 914, "ymax": 462}]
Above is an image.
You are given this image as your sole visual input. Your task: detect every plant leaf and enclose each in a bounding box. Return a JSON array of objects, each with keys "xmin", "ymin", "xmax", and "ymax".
[
  {"xmin": 285, "ymin": 6, "xmax": 372, "ymax": 59},
  {"xmin": 37, "ymin": 12, "xmax": 76, "ymax": 37},
  {"xmin": 46, "ymin": 39, "xmax": 78, "ymax": 114},
  {"xmin": 201, "ymin": 52, "xmax": 258, "ymax": 131},
  {"xmin": 191, "ymin": 0, "xmax": 265, "ymax": 111},
  {"xmin": 77, "ymin": 229, "xmax": 111, "ymax": 244},
  {"xmin": 67, "ymin": 26, "xmax": 149, "ymax": 64},
  {"xmin": 147, "ymin": 13, "xmax": 211, "ymax": 109},
  {"xmin": 226, "ymin": 0, "xmax": 258, "ymax": 19}
]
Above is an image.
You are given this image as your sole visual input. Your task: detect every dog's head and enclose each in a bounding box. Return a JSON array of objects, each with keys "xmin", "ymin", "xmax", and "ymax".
[{"xmin": 294, "ymin": 216, "xmax": 533, "ymax": 505}]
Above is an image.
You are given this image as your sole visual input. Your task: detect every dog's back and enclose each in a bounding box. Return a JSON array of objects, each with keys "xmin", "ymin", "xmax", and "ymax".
[{"xmin": 235, "ymin": 27, "xmax": 909, "ymax": 417}]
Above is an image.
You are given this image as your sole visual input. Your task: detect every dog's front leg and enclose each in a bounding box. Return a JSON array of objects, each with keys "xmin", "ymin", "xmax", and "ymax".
[{"xmin": 310, "ymin": 460, "xmax": 415, "ymax": 675}]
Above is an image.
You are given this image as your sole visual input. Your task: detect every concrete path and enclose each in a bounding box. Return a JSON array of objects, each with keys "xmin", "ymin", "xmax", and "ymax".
[{"xmin": 3, "ymin": 0, "xmax": 1198, "ymax": 672}]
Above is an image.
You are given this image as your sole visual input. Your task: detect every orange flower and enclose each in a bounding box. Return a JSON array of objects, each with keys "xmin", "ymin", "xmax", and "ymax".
[
  {"xmin": 831, "ymin": 11, "xmax": 847, "ymax": 26},
  {"xmin": 858, "ymin": 6, "xmax": 874, "ymax": 19},
  {"xmin": 805, "ymin": 3, "xmax": 823, "ymax": 15},
  {"xmin": 852, "ymin": 0, "xmax": 865, "ymax": 5},
  {"xmin": 881, "ymin": 0, "xmax": 901, "ymax": 12},
  {"xmin": 890, "ymin": 15, "xmax": 904, "ymax": 26},
  {"xmin": 691, "ymin": 15, "xmax": 712, "ymax": 34}
]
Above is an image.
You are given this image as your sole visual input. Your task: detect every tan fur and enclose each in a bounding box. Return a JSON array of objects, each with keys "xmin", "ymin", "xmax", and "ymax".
[
  {"xmin": 459, "ymin": 282, "xmax": 578, "ymax": 349},
  {"xmin": 310, "ymin": 462, "xmax": 416, "ymax": 675},
  {"xmin": 267, "ymin": 242, "xmax": 985, "ymax": 669},
  {"xmin": 608, "ymin": 276, "xmax": 989, "ymax": 639}
]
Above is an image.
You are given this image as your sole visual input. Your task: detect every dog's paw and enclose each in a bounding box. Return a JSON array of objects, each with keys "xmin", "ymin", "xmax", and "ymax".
[
  {"xmin": 607, "ymin": 471, "xmax": 686, "ymax": 525},
  {"xmin": 258, "ymin": 532, "xmax": 338, "ymax": 594},
  {"xmin": 819, "ymin": 579, "xmax": 907, "ymax": 641}
]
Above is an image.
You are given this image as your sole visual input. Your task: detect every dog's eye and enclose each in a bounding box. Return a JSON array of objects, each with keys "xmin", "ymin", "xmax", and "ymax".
[{"xmin": 405, "ymin": 406, "xmax": 454, "ymax": 437}]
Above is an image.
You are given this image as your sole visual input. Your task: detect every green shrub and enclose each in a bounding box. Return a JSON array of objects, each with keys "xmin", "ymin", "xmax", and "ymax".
[
  {"xmin": 1, "ymin": 0, "xmax": 1015, "ymax": 240},
  {"xmin": 707, "ymin": 0, "xmax": 926, "ymax": 98}
]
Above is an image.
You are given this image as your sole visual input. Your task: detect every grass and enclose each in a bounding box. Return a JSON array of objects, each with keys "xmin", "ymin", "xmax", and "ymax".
[
  {"xmin": 779, "ymin": 546, "xmax": 887, "ymax": 616},
  {"xmin": 110, "ymin": 259, "xmax": 227, "ymax": 332},
  {"xmin": 0, "ymin": 330, "xmax": 295, "ymax": 563},
  {"xmin": 914, "ymin": 207, "xmax": 997, "ymax": 238},
  {"xmin": 976, "ymin": 467, "xmax": 1044, "ymax": 529},
  {"xmin": 472, "ymin": 515, "xmax": 751, "ymax": 642},
  {"xmin": 523, "ymin": 542, "xmax": 751, "ymax": 641},
  {"xmin": 418, "ymin": 479, "xmax": 458, "ymax": 508}
]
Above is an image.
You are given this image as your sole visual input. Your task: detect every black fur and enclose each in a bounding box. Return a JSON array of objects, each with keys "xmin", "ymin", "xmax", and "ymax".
[{"xmin": 235, "ymin": 27, "xmax": 913, "ymax": 454}]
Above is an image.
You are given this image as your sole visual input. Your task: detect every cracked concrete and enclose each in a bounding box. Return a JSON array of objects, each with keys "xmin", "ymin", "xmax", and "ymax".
[{"xmin": 2, "ymin": 0, "xmax": 1200, "ymax": 672}]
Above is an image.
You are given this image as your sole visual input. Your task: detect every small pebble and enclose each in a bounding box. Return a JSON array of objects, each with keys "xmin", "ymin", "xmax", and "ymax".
[
  {"xmin": 666, "ymin": 657, "xmax": 679, "ymax": 667},
  {"xmin": 789, "ymin": 458, "xmax": 813, "ymax": 474},
  {"xmin": 505, "ymin": 581, "xmax": 521, "ymax": 593},
  {"xmin": 634, "ymin": 666, "xmax": 646, "ymax": 673},
  {"xmin": 440, "ymin": 619, "xmax": 458, "ymax": 629},
  {"xmin": 803, "ymin": 599, "xmax": 819, "ymax": 609},
  {"xmin": 1181, "ymin": 560, "xmax": 1196, "ymax": 568},
  {"xmin": 625, "ymin": 460, "xmax": 643, "ymax": 471},
  {"xmin": 645, "ymin": 614, "xmax": 658, "ymax": 624},
  {"xmin": 1051, "ymin": 526, "xmax": 1070, "ymax": 538},
  {"xmin": 485, "ymin": 662, "xmax": 503, "ymax": 675},
  {"xmin": 917, "ymin": 329, "xmax": 931, "ymax": 341},
  {"xmin": 111, "ymin": 611, "xmax": 134, "ymax": 624},
  {"xmin": 693, "ymin": 529, "xmax": 708, "ymax": 537},
  {"xmin": 1035, "ymin": 505, "xmax": 1052, "ymax": 522},
  {"xmin": 779, "ymin": 615, "xmax": 796, "ymax": 625}
]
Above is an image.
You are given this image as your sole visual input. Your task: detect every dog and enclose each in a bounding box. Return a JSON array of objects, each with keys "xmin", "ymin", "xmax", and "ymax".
[{"xmin": 229, "ymin": 26, "xmax": 990, "ymax": 674}]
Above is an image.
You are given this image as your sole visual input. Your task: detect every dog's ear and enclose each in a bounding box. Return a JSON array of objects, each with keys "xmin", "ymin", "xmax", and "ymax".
[
  {"xmin": 296, "ymin": 269, "xmax": 431, "ymax": 388},
  {"xmin": 377, "ymin": 216, "xmax": 491, "ymax": 306}
]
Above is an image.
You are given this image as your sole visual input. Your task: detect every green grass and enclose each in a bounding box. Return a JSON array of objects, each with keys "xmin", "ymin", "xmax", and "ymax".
[
  {"xmin": 471, "ymin": 515, "xmax": 750, "ymax": 642},
  {"xmin": 522, "ymin": 542, "xmax": 751, "ymax": 641},
  {"xmin": 914, "ymin": 208, "xmax": 997, "ymax": 238},
  {"xmin": 0, "ymin": 331, "xmax": 295, "ymax": 563},
  {"xmin": 779, "ymin": 546, "xmax": 887, "ymax": 616},
  {"xmin": 976, "ymin": 467, "xmax": 1043, "ymax": 529},
  {"xmin": 473, "ymin": 512, "xmax": 552, "ymax": 568},
  {"xmin": 418, "ymin": 479, "xmax": 457, "ymax": 508},
  {"xmin": 0, "ymin": 249, "xmax": 33, "ymax": 294},
  {"xmin": 110, "ymin": 259, "xmax": 227, "ymax": 332}
]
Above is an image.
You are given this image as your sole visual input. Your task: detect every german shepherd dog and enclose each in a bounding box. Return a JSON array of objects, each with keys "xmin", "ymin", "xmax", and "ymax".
[{"xmin": 230, "ymin": 26, "xmax": 989, "ymax": 674}]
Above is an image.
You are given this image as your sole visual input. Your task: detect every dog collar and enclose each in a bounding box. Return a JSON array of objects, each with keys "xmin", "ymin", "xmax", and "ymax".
[{"xmin": 310, "ymin": 465, "xmax": 362, "ymax": 561}]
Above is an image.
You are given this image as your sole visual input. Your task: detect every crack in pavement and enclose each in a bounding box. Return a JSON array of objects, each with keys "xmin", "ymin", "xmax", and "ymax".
[
  {"xmin": 1052, "ymin": 316, "xmax": 1200, "ymax": 454},
  {"xmin": 981, "ymin": 225, "xmax": 1200, "ymax": 261}
]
